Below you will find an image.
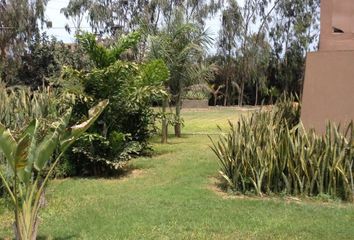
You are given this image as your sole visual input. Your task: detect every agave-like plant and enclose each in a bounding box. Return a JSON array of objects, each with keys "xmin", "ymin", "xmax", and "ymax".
[
  {"xmin": 210, "ymin": 98, "xmax": 354, "ymax": 201},
  {"xmin": 0, "ymin": 99, "xmax": 108, "ymax": 240}
]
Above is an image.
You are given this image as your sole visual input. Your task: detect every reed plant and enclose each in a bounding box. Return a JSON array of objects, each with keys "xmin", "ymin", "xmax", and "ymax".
[
  {"xmin": 0, "ymin": 82, "xmax": 73, "ymax": 131},
  {"xmin": 211, "ymin": 100, "xmax": 354, "ymax": 201},
  {"xmin": 0, "ymin": 82, "xmax": 74, "ymax": 196}
]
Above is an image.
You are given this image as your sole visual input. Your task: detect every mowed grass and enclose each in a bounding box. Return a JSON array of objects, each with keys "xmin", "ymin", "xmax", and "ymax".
[
  {"xmin": 161, "ymin": 106, "xmax": 255, "ymax": 134},
  {"xmin": 1, "ymin": 108, "xmax": 354, "ymax": 239}
]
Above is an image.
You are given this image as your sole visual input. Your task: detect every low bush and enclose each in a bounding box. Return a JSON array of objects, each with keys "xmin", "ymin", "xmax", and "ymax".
[{"xmin": 211, "ymin": 99, "xmax": 354, "ymax": 201}]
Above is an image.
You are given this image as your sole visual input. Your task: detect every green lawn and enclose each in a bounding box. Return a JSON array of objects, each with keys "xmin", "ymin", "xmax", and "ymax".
[
  {"xmin": 162, "ymin": 106, "xmax": 254, "ymax": 134},
  {"xmin": 1, "ymin": 108, "xmax": 354, "ymax": 239}
]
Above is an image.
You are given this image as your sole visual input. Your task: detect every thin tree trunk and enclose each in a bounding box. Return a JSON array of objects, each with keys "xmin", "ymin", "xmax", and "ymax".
[
  {"xmin": 174, "ymin": 79, "xmax": 182, "ymax": 138},
  {"xmin": 174, "ymin": 95, "xmax": 182, "ymax": 137},
  {"xmin": 224, "ymin": 79, "xmax": 229, "ymax": 106},
  {"xmin": 255, "ymin": 83, "xmax": 258, "ymax": 106},
  {"xmin": 161, "ymin": 97, "xmax": 168, "ymax": 143},
  {"xmin": 239, "ymin": 80, "xmax": 245, "ymax": 106}
]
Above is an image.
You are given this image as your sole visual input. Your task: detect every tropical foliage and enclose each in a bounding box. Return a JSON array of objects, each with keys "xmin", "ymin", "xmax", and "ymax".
[
  {"xmin": 0, "ymin": 82, "xmax": 73, "ymax": 130},
  {"xmin": 61, "ymin": 31, "xmax": 169, "ymax": 175},
  {"xmin": 0, "ymin": 100, "xmax": 108, "ymax": 240},
  {"xmin": 148, "ymin": 9, "xmax": 212, "ymax": 136}
]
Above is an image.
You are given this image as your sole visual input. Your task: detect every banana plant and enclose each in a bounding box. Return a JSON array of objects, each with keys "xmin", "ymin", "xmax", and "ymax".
[{"xmin": 0, "ymin": 99, "xmax": 108, "ymax": 240}]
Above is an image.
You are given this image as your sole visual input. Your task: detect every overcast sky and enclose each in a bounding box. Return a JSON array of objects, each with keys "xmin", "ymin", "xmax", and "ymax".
[{"xmin": 43, "ymin": 0, "xmax": 222, "ymax": 53}]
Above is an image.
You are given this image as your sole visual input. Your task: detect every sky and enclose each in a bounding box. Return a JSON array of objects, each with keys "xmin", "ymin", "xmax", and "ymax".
[{"xmin": 43, "ymin": 0, "xmax": 222, "ymax": 53}]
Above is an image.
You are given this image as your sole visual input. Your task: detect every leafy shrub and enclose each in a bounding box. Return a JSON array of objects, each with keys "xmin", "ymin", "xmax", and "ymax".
[
  {"xmin": 60, "ymin": 32, "xmax": 169, "ymax": 176},
  {"xmin": 211, "ymin": 99, "xmax": 354, "ymax": 201},
  {"xmin": 274, "ymin": 93, "xmax": 301, "ymax": 128}
]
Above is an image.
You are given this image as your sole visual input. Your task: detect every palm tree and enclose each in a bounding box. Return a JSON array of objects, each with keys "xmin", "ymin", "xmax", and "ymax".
[{"xmin": 148, "ymin": 9, "xmax": 212, "ymax": 137}]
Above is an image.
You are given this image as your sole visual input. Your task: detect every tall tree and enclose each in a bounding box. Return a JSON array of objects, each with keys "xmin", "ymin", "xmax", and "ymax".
[
  {"xmin": 0, "ymin": 0, "xmax": 49, "ymax": 60},
  {"xmin": 60, "ymin": 0, "xmax": 92, "ymax": 34},
  {"xmin": 61, "ymin": 0, "xmax": 151, "ymax": 36},
  {"xmin": 217, "ymin": 0, "xmax": 241, "ymax": 106},
  {"xmin": 61, "ymin": 0, "xmax": 222, "ymax": 36},
  {"xmin": 269, "ymin": 0, "xmax": 320, "ymax": 95},
  {"xmin": 148, "ymin": 9, "xmax": 212, "ymax": 137},
  {"xmin": 217, "ymin": 0, "xmax": 281, "ymax": 106}
]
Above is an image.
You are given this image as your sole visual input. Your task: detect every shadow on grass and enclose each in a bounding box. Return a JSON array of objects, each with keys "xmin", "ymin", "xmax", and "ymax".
[
  {"xmin": 150, "ymin": 134, "xmax": 189, "ymax": 144},
  {"xmin": 65, "ymin": 163, "xmax": 145, "ymax": 181},
  {"xmin": 37, "ymin": 235, "xmax": 78, "ymax": 240},
  {"xmin": 1, "ymin": 236, "xmax": 78, "ymax": 240}
]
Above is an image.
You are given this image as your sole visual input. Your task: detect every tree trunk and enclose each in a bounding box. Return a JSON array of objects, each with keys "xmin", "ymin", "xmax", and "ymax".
[
  {"xmin": 161, "ymin": 97, "xmax": 168, "ymax": 144},
  {"xmin": 0, "ymin": 46, "xmax": 6, "ymax": 61},
  {"xmin": 174, "ymin": 94, "xmax": 182, "ymax": 138},
  {"xmin": 224, "ymin": 79, "xmax": 229, "ymax": 106},
  {"xmin": 239, "ymin": 80, "xmax": 245, "ymax": 106},
  {"xmin": 174, "ymin": 78, "xmax": 183, "ymax": 138},
  {"xmin": 255, "ymin": 83, "xmax": 258, "ymax": 106},
  {"xmin": 174, "ymin": 123, "xmax": 181, "ymax": 138}
]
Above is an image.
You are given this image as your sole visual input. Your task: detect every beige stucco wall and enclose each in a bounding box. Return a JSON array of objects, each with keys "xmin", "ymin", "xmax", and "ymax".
[
  {"xmin": 301, "ymin": 51, "xmax": 354, "ymax": 133},
  {"xmin": 320, "ymin": 0, "xmax": 354, "ymax": 51}
]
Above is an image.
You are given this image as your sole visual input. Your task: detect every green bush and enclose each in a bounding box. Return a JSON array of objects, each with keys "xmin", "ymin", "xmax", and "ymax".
[
  {"xmin": 0, "ymin": 100, "xmax": 107, "ymax": 239},
  {"xmin": 273, "ymin": 94, "xmax": 301, "ymax": 128},
  {"xmin": 60, "ymin": 32, "xmax": 169, "ymax": 176},
  {"xmin": 211, "ymin": 99, "xmax": 354, "ymax": 201}
]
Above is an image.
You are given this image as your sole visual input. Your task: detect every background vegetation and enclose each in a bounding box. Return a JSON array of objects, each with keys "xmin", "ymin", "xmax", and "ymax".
[{"xmin": 2, "ymin": 1, "xmax": 353, "ymax": 239}]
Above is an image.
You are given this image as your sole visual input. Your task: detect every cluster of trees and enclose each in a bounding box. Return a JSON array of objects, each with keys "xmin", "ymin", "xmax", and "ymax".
[
  {"xmin": 59, "ymin": 0, "xmax": 319, "ymax": 106},
  {"xmin": 213, "ymin": 0, "xmax": 319, "ymax": 106},
  {"xmin": 0, "ymin": 0, "xmax": 321, "ymax": 157},
  {"xmin": 2, "ymin": 0, "xmax": 320, "ymax": 109}
]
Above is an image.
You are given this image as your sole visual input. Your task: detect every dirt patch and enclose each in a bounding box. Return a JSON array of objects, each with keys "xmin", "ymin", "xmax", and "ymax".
[
  {"xmin": 208, "ymin": 177, "xmax": 353, "ymax": 207},
  {"xmin": 208, "ymin": 177, "xmax": 276, "ymax": 201},
  {"xmin": 119, "ymin": 168, "xmax": 145, "ymax": 181},
  {"xmin": 102, "ymin": 167, "xmax": 146, "ymax": 183}
]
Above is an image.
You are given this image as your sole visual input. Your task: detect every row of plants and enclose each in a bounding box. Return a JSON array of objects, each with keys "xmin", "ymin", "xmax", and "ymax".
[
  {"xmin": 1, "ymin": 30, "xmax": 170, "ymax": 180},
  {"xmin": 211, "ymin": 98, "xmax": 354, "ymax": 201},
  {"xmin": 0, "ymin": 82, "xmax": 73, "ymax": 130}
]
